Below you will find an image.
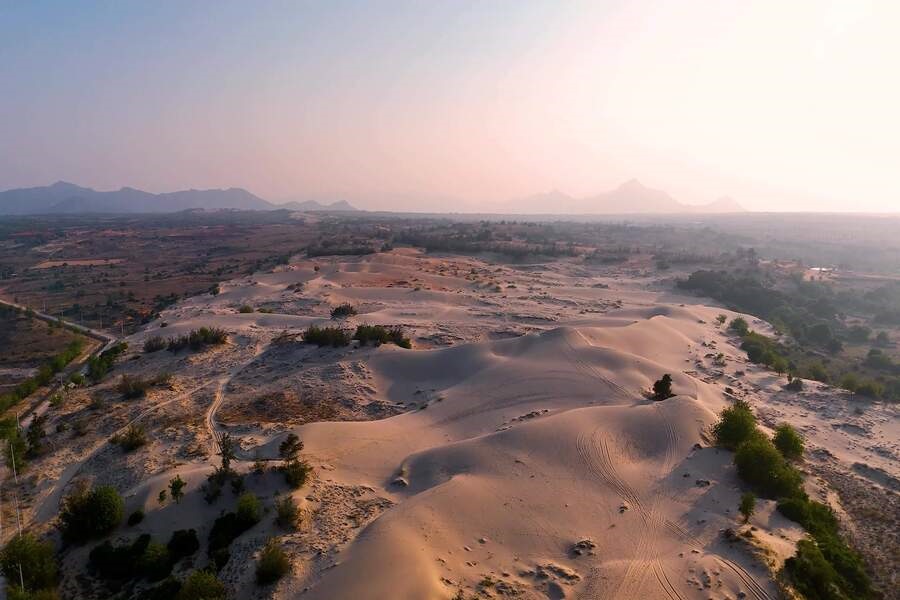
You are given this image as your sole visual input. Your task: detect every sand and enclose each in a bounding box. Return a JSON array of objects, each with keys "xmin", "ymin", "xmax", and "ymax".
[{"xmin": 14, "ymin": 249, "xmax": 898, "ymax": 599}]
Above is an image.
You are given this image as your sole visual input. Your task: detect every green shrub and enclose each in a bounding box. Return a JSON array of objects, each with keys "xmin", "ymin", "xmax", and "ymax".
[
  {"xmin": 238, "ymin": 305, "xmax": 254, "ymax": 313},
  {"xmin": 89, "ymin": 535, "xmax": 150, "ymax": 580},
  {"xmin": 275, "ymin": 495, "xmax": 299, "ymax": 530},
  {"xmin": 255, "ymin": 539, "xmax": 290, "ymax": 585},
  {"xmin": 734, "ymin": 435, "xmax": 803, "ymax": 499},
  {"xmin": 302, "ymin": 325, "xmax": 351, "ymax": 347},
  {"xmin": 143, "ymin": 336, "xmax": 167, "ymax": 353},
  {"xmin": 236, "ymin": 492, "xmax": 262, "ymax": 528},
  {"xmin": 729, "ymin": 317, "xmax": 750, "ymax": 336},
  {"xmin": 176, "ymin": 570, "xmax": 225, "ymax": 600},
  {"xmin": 773, "ymin": 423, "xmax": 804, "ymax": 460},
  {"xmin": 712, "ymin": 399, "xmax": 757, "ymax": 450},
  {"xmin": 651, "ymin": 374, "xmax": 674, "ymax": 400},
  {"xmin": 127, "ymin": 509, "xmax": 145, "ymax": 526},
  {"xmin": 281, "ymin": 459, "xmax": 312, "ymax": 489},
  {"xmin": 167, "ymin": 328, "xmax": 228, "ymax": 353},
  {"xmin": 59, "ymin": 483, "xmax": 124, "ymax": 543},
  {"xmin": 112, "ymin": 424, "xmax": 148, "ymax": 452},
  {"xmin": 330, "ymin": 303, "xmax": 357, "ymax": 319},
  {"xmin": 353, "ymin": 324, "xmax": 410, "ymax": 348},
  {"xmin": 139, "ymin": 541, "xmax": 172, "ymax": 581},
  {"xmin": 278, "ymin": 433, "xmax": 303, "ymax": 461},
  {"xmin": 739, "ymin": 492, "xmax": 755, "ymax": 523},
  {"xmin": 785, "ymin": 539, "xmax": 845, "ymax": 600},
  {"xmin": 1, "ymin": 534, "xmax": 58, "ymax": 592}
]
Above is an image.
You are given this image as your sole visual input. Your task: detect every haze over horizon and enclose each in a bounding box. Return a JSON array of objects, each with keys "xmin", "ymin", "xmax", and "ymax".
[{"xmin": 2, "ymin": 1, "xmax": 898, "ymax": 213}]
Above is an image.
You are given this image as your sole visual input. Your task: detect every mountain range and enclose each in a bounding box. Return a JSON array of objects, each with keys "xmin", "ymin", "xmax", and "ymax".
[
  {"xmin": 509, "ymin": 179, "xmax": 744, "ymax": 214},
  {"xmin": 0, "ymin": 182, "xmax": 357, "ymax": 215}
]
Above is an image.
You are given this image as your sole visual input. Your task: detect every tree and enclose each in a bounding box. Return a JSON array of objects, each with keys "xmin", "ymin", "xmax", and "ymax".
[
  {"xmin": 716, "ymin": 314, "xmax": 727, "ymax": 325},
  {"xmin": 26, "ymin": 414, "xmax": 48, "ymax": 457},
  {"xmin": 278, "ymin": 433, "xmax": 303, "ymax": 461},
  {"xmin": 651, "ymin": 374, "xmax": 674, "ymax": 400},
  {"xmin": 773, "ymin": 424, "xmax": 804, "ymax": 460},
  {"xmin": 734, "ymin": 436, "xmax": 803, "ymax": 499},
  {"xmin": 158, "ymin": 489, "xmax": 167, "ymax": 504},
  {"xmin": 1, "ymin": 534, "xmax": 58, "ymax": 592},
  {"xmin": 874, "ymin": 331, "xmax": 890, "ymax": 347},
  {"xmin": 255, "ymin": 539, "xmax": 290, "ymax": 585},
  {"xmin": 59, "ymin": 483, "xmax": 124, "ymax": 543},
  {"xmin": 739, "ymin": 492, "xmax": 756, "ymax": 523},
  {"xmin": 169, "ymin": 475, "xmax": 186, "ymax": 504},
  {"xmin": 712, "ymin": 399, "xmax": 757, "ymax": 450},
  {"xmin": 281, "ymin": 460, "xmax": 312, "ymax": 489},
  {"xmin": 218, "ymin": 433, "xmax": 236, "ymax": 473},
  {"xmin": 176, "ymin": 570, "xmax": 226, "ymax": 600}
]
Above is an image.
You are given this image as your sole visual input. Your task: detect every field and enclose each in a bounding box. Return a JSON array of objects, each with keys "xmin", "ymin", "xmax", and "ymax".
[{"xmin": 0, "ymin": 212, "xmax": 897, "ymax": 600}]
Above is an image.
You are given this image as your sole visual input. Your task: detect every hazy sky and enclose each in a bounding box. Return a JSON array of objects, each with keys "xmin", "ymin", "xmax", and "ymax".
[{"xmin": 1, "ymin": 1, "xmax": 898, "ymax": 212}]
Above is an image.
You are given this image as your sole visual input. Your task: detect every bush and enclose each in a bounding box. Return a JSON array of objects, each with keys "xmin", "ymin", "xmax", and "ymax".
[
  {"xmin": 167, "ymin": 328, "xmax": 228, "ymax": 353},
  {"xmin": 712, "ymin": 399, "xmax": 757, "ymax": 450},
  {"xmin": 773, "ymin": 423, "xmax": 804, "ymax": 460},
  {"xmin": 87, "ymin": 342, "xmax": 127, "ymax": 383},
  {"xmin": 236, "ymin": 492, "xmax": 263, "ymax": 528},
  {"xmin": 238, "ymin": 305, "xmax": 254, "ymax": 313},
  {"xmin": 734, "ymin": 435, "xmax": 803, "ymax": 499},
  {"xmin": 1, "ymin": 534, "xmax": 58, "ymax": 592},
  {"xmin": 275, "ymin": 495, "xmax": 299, "ymax": 530},
  {"xmin": 729, "ymin": 317, "xmax": 749, "ymax": 336},
  {"xmin": 112, "ymin": 424, "xmax": 148, "ymax": 452},
  {"xmin": 255, "ymin": 539, "xmax": 290, "ymax": 585},
  {"xmin": 128, "ymin": 509, "xmax": 145, "ymax": 526},
  {"xmin": 176, "ymin": 570, "xmax": 226, "ymax": 600},
  {"xmin": 785, "ymin": 377, "xmax": 804, "ymax": 391},
  {"xmin": 785, "ymin": 539, "xmax": 845, "ymax": 600},
  {"xmin": 281, "ymin": 459, "xmax": 312, "ymax": 489},
  {"xmin": 117, "ymin": 374, "xmax": 150, "ymax": 399},
  {"xmin": 139, "ymin": 541, "xmax": 172, "ymax": 581},
  {"xmin": 651, "ymin": 374, "xmax": 674, "ymax": 400},
  {"xmin": 330, "ymin": 303, "xmax": 357, "ymax": 319},
  {"xmin": 143, "ymin": 336, "xmax": 167, "ymax": 353},
  {"xmin": 59, "ymin": 483, "xmax": 124, "ymax": 543},
  {"xmin": 302, "ymin": 325, "xmax": 351, "ymax": 347},
  {"xmin": 167, "ymin": 529, "xmax": 200, "ymax": 562},
  {"xmin": 89, "ymin": 534, "xmax": 150, "ymax": 580},
  {"xmin": 353, "ymin": 324, "xmax": 410, "ymax": 348}
]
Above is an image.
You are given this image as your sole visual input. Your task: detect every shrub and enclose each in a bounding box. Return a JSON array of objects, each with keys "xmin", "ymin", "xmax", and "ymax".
[
  {"xmin": 236, "ymin": 492, "xmax": 263, "ymax": 528},
  {"xmin": 143, "ymin": 336, "xmax": 167, "ymax": 353},
  {"xmin": 739, "ymin": 492, "xmax": 755, "ymax": 523},
  {"xmin": 651, "ymin": 374, "xmax": 674, "ymax": 400},
  {"xmin": 281, "ymin": 459, "xmax": 312, "ymax": 489},
  {"xmin": 302, "ymin": 325, "xmax": 351, "ymax": 347},
  {"xmin": 255, "ymin": 539, "xmax": 290, "ymax": 585},
  {"xmin": 167, "ymin": 328, "xmax": 228, "ymax": 353},
  {"xmin": 89, "ymin": 534, "xmax": 150, "ymax": 580},
  {"xmin": 167, "ymin": 529, "xmax": 200, "ymax": 562},
  {"xmin": 330, "ymin": 303, "xmax": 357, "ymax": 319},
  {"xmin": 112, "ymin": 424, "xmax": 148, "ymax": 452},
  {"xmin": 69, "ymin": 372, "xmax": 85, "ymax": 386},
  {"xmin": 87, "ymin": 342, "xmax": 127, "ymax": 383},
  {"xmin": 176, "ymin": 570, "xmax": 226, "ymax": 600},
  {"xmin": 712, "ymin": 399, "xmax": 757, "ymax": 450},
  {"xmin": 785, "ymin": 377, "xmax": 804, "ymax": 391},
  {"xmin": 128, "ymin": 509, "xmax": 145, "ymax": 526},
  {"xmin": 59, "ymin": 483, "xmax": 124, "ymax": 543},
  {"xmin": 729, "ymin": 317, "xmax": 749, "ymax": 336},
  {"xmin": 275, "ymin": 495, "xmax": 299, "ymax": 530},
  {"xmin": 117, "ymin": 374, "xmax": 150, "ymax": 399},
  {"xmin": 1, "ymin": 534, "xmax": 58, "ymax": 592},
  {"xmin": 855, "ymin": 380, "xmax": 883, "ymax": 398},
  {"xmin": 785, "ymin": 539, "xmax": 844, "ymax": 600},
  {"xmin": 238, "ymin": 305, "xmax": 254, "ymax": 313},
  {"xmin": 207, "ymin": 506, "xmax": 260, "ymax": 570},
  {"xmin": 353, "ymin": 324, "xmax": 410, "ymax": 348},
  {"xmin": 139, "ymin": 541, "xmax": 172, "ymax": 581},
  {"xmin": 773, "ymin": 423, "xmax": 804, "ymax": 460},
  {"xmin": 734, "ymin": 436, "xmax": 803, "ymax": 499}
]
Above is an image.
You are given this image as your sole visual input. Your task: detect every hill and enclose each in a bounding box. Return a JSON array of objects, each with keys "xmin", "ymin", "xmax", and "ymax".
[{"xmin": 0, "ymin": 182, "xmax": 357, "ymax": 214}]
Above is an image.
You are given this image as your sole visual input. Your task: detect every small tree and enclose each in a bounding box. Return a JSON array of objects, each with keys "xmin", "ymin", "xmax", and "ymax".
[
  {"xmin": 716, "ymin": 314, "xmax": 727, "ymax": 325},
  {"xmin": 59, "ymin": 483, "xmax": 124, "ymax": 543},
  {"xmin": 218, "ymin": 433, "xmax": 237, "ymax": 473},
  {"xmin": 282, "ymin": 460, "xmax": 312, "ymax": 489},
  {"xmin": 26, "ymin": 413, "xmax": 48, "ymax": 457},
  {"xmin": 158, "ymin": 489, "xmax": 167, "ymax": 504},
  {"xmin": 712, "ymin": 399, "xmax": 757, "ymax": 450},
  {"xmin": 169, "ymin": 475, "xmax": 186, "ymax": 504},
  {"xmin": 0, "ymin": 533, "xmax": 58, "ymax": 592},
  {"xmin": 255, "ymin": 539, "xmax": 290, "ymax": 585},
  {"xmin": 278, "ymin": 433, "xmax": 304, "ymax": 461},
  {"xmin": 652, "ymin": 374, "xmax": 674, "ymax": 400},
  {"xmin": 773, "ymin": 423, "xmax": 804, "ymax": 460},
  {"xmin": 729, "ymin": 317, "xmax": 750, "ymax": 337},
  {"xmin": 739, "ymin": 492, "xmax": 756, "ymax": 523},
  {"xmin": 236, "ymin": 492, "xmax": 263, "ymax": 528}
]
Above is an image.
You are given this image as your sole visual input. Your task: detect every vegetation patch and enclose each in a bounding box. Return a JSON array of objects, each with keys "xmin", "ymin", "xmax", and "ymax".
[
  {"xmin": 353, "ymin": 324, "xmax": 411, "ymax": 348},
  {"xmin": 302, "ymin": 325, "xmax": 351, "ymax": 347}
]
